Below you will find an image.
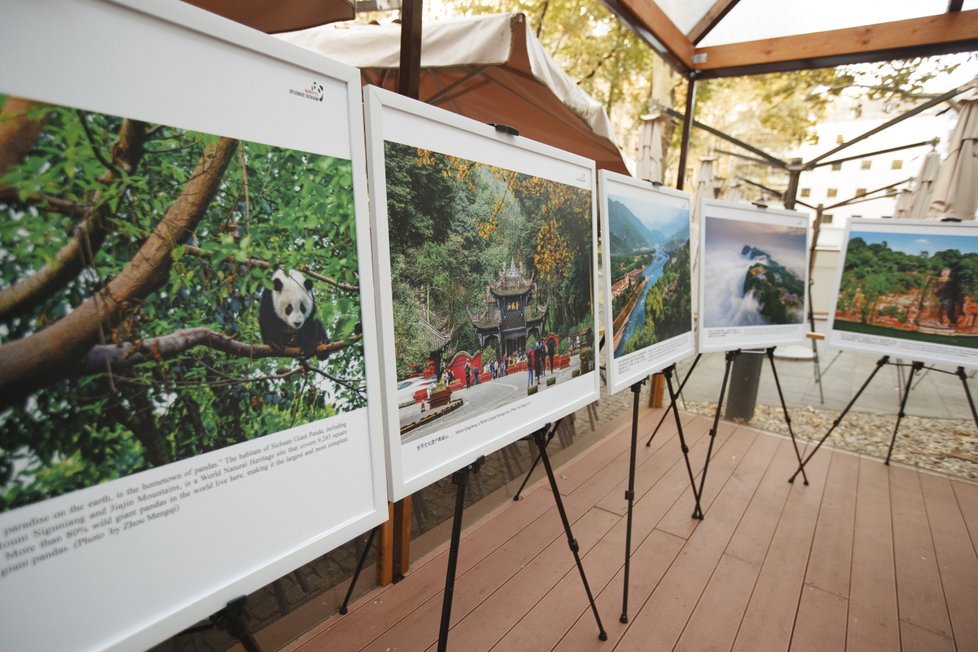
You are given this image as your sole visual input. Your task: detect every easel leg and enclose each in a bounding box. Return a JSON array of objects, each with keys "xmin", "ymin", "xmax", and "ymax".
[
  {"xmin": 790, "ymin": 355, "xmax": 889, "ymax": 482},
  {"xmin": 513, "ymin": 421, "xmax": 558, "ymax": 500},
  {"xmin": 695, "ymin": 350, "xmax": 739, "ymax": 519},
  {"xmin": 533, "ymin": 429, "xmax": 608, "ymax": 641},
  {"xmin": 663, "ymin": 365, "xmax": 703, "ymax": 518},
  {"xmin": 646, "ymin": 353, "xmax": 702, "ymax": 447},
  {"xmin": 620, "ymin": 379, "xmax": 646, "ymax": 624},
  {"xmin": 957, "ymin": 366, "xmax": 978, "ymax": 429},
  {"xmin": 339, "ymin": 526, "xmax": 378, "ymax": 614},
  {"xmin": 766, "ymin": 348, "xmax": 808, "ymax": 486},
  {"xmin": 886, "ymin": 361, "xmax": 922, "ymax": 465},
  {"xmin": 437, "ymin": 456, "xmax": 485, "ymax": 652}
]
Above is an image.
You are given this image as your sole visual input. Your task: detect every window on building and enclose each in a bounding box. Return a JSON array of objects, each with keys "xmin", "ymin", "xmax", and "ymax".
[
  {"xmin": 831, "ymin": 162, "xmax": 842, "ymax": 171},
  {"xmin": 836, "ymin": 134, "xmax": 845, "ymax": 144},
  {"xmin": 819, "ymin": 213, "xmax": 833, "ymax": 226},
  {"xmin": 861, "ymin": 160, "xmax": 872, "ymax": 170},
  {"xmin": 800, "ymin": 188, "xmax": 811, "ymax": 197},
  {"xmin": 856, "ymin": 188, "xmax": 867, "ymax": 197},
  {"xmin": 892, "ymin": 159, "xmax": 904, "ymax": 170},
  {"xmin": 827, "ymin": 188, "xmax": 838, "ymax": 198}
]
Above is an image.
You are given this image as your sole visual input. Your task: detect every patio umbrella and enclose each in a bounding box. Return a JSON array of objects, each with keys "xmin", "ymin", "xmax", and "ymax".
[
  {"xmin": 906, "ymin": 148, "xmax": 941, "ymax": 218},
  {"xmin": 929, "ymin": 84, "xmax": 978, "ymax": 221},
  {"xmin": 689, "ymin": 156, "xmax": 716, "ymax": 314},
  {"xmin": 278, "ymin": 13, "xmax": 629, "ymax": 174},
  {"xmin": 185, "ymin": 0, "xmax": 354, "ymax": 33},
  {"xmin": 892, "ymin": 186, "xmax": 913, "ymax": 218},
  {"xmin": 723, "ymin": 179, "xmax": 743, "ymax": 203},
  {"xmin": 636, "ymin": 112, "xmax": 663, "ymax": 183}
]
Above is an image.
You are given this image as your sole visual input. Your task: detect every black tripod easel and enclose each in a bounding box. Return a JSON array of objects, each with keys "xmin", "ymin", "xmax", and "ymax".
[
  {"xmin": 791, "ymin": 357, "xmax": 978, "ymax": 482},
  {"xmin": 644, "ymin": 353, "xmax": 702, "ymax": 447},
  {"xmin": 438, "ymin": 423, "xmax": 607, "ymax": 650},
  {"xmin": 620, "ymin": 364, "xmax": 702, "ymax": 623},
  {"xmin": 693, "ymin": 349, "xmax": 740, "ymax": 519}
]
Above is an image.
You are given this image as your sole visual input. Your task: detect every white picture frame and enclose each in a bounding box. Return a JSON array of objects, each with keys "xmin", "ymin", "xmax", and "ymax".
[
  {"xmin": 698, "ymin": 199, "xmax": 810, "ymax": 353},
  {"xmin": 363, "ymin": 86, "xmax": 601, "ymax": 501},
  {"xmin": 827, "ymin": 218, "xmax": 978, "ymax": 369},
  {"xmin": 0, "ymin": 2, "xmax": 387, "ymax": 650},
  {"xmin": 598, "ymin": 171, "xmax": 694, "ymax": 394}
]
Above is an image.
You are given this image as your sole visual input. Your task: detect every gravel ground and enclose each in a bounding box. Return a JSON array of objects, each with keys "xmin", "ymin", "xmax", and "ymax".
[{"xmin": 682, "ymin": 400, "xmax": 978, "ymax": 482}]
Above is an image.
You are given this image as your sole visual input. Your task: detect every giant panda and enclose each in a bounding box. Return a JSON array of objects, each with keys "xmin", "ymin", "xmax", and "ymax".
[{"xmin": 259, "ymin": 269, "xmax": 330, "ymax": 360}]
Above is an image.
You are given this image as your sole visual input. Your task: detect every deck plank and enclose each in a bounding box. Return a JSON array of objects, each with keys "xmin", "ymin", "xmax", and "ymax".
[
  {"xmin": 276, "ymin": 413, "xmax": 978, "ymax": 652},
  {"xmin": 673, "ymin": 553, "xmax": 759, "ymax": 652},
  {"xmin": 918, "ymin": 472, "xmax": 978, "ymax": 648},
  {"xmin": 493, "ymin": 418, "xmax": 719, "ymax": 650},
  {"xmin": 889, "ymin": 465, "xmax": 953, "ymax": 638},
  {"xmin": 550, "ymin": 529, "xmax": 685, "ymax": 652},
  {"xmin": 950, "ymin": 478, "xmax": 978, "ymax": 555},
  {"xmin": 612, "ymin": 430, "xmax": 786, "ymax": 651},
  {"xmin": 846, "ymin": 455, "xmax": 900, "ymax": 652},
  {"xmin": 790, "ymin": 584, "xmax": 848, "ymax": 652},
  {"xmin": 286, "ymin": 486, "xmax": 557, "ymax": 651},
  {"xmin": 803, "ymin": 451, "xmax": 858, "ymax": 598},
  {"xmin": 730, "ymin": 446, "xmax": 833, "ymax": 652},
  {"xmin": 673, "ymin": 440, "xmax": 805, "ymax": 651},
  {"xmin": 898, "ymin": 621, "xmax": 955, "ymax": 652},
  {"xmin": 657, "ymin": 422, "xmax": 754, "ymax": 539}
]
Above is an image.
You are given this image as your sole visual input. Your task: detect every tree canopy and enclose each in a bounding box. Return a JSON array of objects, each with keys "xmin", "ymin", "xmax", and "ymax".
[{"xmin": 384, "ymin": 141, "xmax": 593, "ymax": 378}]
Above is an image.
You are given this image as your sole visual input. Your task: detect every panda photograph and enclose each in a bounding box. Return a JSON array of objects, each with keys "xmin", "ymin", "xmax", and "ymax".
[{"xmin": 0, "ymin": 97, "xmax": 366, "ymax": 514}]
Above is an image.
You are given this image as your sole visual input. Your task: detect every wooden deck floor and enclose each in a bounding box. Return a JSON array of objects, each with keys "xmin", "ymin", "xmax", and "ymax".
[{"xmin": 282, "ymin": 407, "xmax": 978, "ymax": 651}]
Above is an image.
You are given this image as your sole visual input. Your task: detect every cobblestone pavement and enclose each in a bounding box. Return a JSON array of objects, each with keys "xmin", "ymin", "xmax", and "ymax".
[{"xmin": 683, "ymin": 400, "xmax": 978, "ymax": 482}]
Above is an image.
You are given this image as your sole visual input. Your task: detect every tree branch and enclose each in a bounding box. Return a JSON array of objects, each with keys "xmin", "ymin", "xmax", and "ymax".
[
  {"xmin": 75, "ymin": 109, "xmax": 120, "ymax": 176},
  {"xmin": 0, "ymin": 137, "xmax": 239, "ymax": 406},
  {"xmin": 0, "ymin": 118, "xmax": 148, "ymax": 323},
  {"xmin": 78, "ymin": 328, "xmax": 363, "ymax": 375},
  {"xmin": 181, "ymin": 244, "xmax": 359, "ymax": 292},
  {"xmin": 0, "ymin": 187, "xmax": 89, "ymax": 217}
]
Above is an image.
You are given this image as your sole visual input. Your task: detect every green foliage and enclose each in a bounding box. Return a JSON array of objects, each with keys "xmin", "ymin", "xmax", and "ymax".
[
  {"xmin": 623, "ymin": 239, "xmax": 691, "ymax": 354},
  {"xmin": 384, "ymin": 143, "xmax": 593, "ymax": 378},
  {"xmin": 839, "ymin": 236, "xmax": 978, "ymax": 326},
  {"xmin": 0, "ymin": 100, "xmax": 364, "ymax": 511}
]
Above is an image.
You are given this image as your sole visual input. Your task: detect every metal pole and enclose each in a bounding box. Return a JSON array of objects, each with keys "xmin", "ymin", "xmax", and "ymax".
[
  {"xmin": 676, "ymin": 74, "xmax": 697, "ymax": 191},
  {"xmin": 620, "ymin": 379, "xmax": 645, "ymax": 624},
  {"xmin": 398, "ymin": 0, "xmax": 423, "ymax": 100}
]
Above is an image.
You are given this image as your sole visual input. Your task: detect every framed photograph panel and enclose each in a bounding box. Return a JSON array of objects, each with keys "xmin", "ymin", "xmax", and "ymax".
[
  {"xmin": 698, "ymin": 200, "xmax": 810, "ymax": 353},
  {"xmin": 0, "ymin": 1, "xmax": 387, "ymax": 650},
  {"xmin": 599, "ymin": 171, "xmax": 694, "ymax": 394},
  {"xmin": 364, "ymin": 86, "xmax": 601, "ymax": 500},
  {"xmin": 827, "ymin": 218, "xmax": 978, "ymax": 368}
]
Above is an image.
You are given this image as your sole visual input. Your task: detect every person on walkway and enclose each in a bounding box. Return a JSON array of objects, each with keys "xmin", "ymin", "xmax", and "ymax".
[
  {"xmin": 536, "ymin": 341, "xmax": 546, "ymax": 380},
  {"xmin": 464, "ymin": 360, "xmax": 471, "ymax": 388},
  {"xmin": 527, "ymin": 345, "xmax": 535, "ymax": 385}
]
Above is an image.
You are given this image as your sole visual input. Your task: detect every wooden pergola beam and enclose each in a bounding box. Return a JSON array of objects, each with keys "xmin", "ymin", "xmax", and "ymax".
[
  {"xmin": 688, "ymin": 0, "xmax": 740, "ymax": 45},
  {"xmin": 601, "ymin": 0, "xmax": 694, "ymax": 71},
  {"xmin": 692, "ymin": 10, "xmax": 978, "ymax": 77}
]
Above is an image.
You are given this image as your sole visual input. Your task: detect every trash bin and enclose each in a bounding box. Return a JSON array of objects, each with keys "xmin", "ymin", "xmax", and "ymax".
[{"xmin": 725, "ymin": 350, "xmax": 764, "ymax": 422}]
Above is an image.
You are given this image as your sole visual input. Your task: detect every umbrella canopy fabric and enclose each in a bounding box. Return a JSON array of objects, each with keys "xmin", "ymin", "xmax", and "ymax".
[
  {"xmin": 906, "ymin": 148, "xmax": 941, "ymax": 218},
  {"xmin": 185, "ymin": 0, "xmax": 354, "ymax": 33},
  {"xmin": 893, "ymin": 187, "xmax": 913, "ymax": 218},
  {"xmin": 278, "ymin": 13, "xmax": 629, "ymax": 174},
  {"xmin": 929, "ymin": 85, "xmax": 978, "ymax": 221},
  {"xmin": 636, "ymin": 112, "xmax": 663, "ymax": 183}
]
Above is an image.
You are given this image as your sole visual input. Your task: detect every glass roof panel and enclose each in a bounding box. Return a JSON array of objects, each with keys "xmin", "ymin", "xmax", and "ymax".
[
  {"xmin": 696, "ymin": 0, "xmax": 955, "ymax": 47},
  {"xmin": 654, "ymin": 0, "xmax": 717, "ymax": 35}
]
